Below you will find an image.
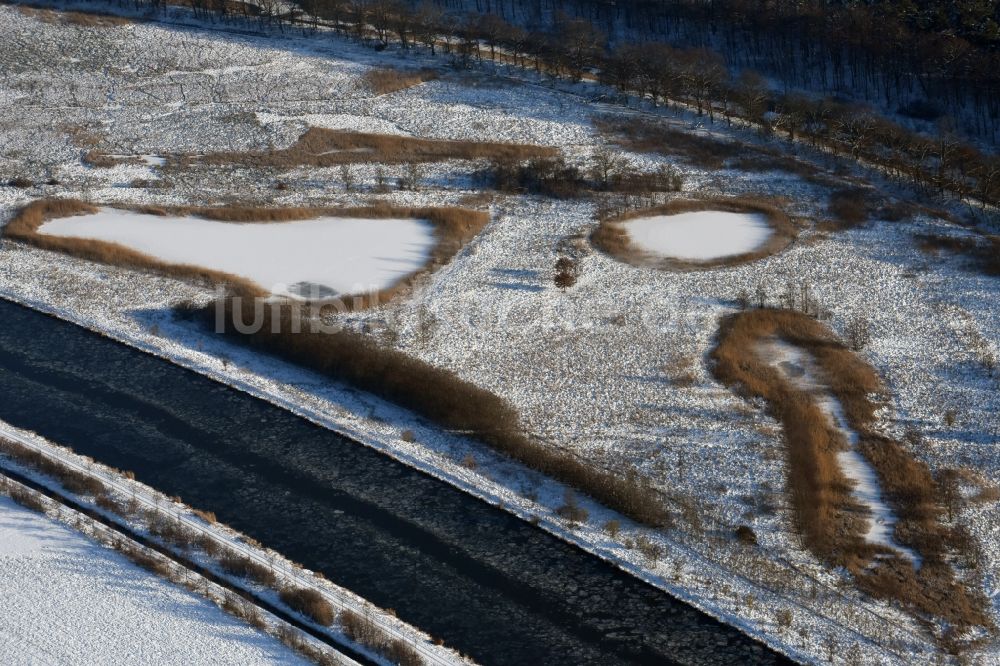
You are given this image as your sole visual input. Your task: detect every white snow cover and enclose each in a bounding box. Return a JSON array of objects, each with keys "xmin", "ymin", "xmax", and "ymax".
[
  {"xmin": 1, "ymin": 4, "xmax": 997, "ymax": 663},
  {"xmin": 758, "ymin": 339, "xmax": 920, "ymax": 563},
  {"xmin": 624, "ymin": 211, "xmax": 772, "ymax": 260},
  {"xmin": 39, "ymin": 208, "xmax": 435, "ymax": 298},
  {"xmin": 0, "ymin": 495, "xmax": 305, "ymax": 665}
]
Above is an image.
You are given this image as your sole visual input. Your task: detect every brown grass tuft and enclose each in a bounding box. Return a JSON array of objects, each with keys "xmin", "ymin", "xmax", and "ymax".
[
  {"xmin": 279, "ymin": 586, "xmax": 335, "ymax": 626},
  {"xmin": 11, "ymin": 4, "xmax": 133, "ymax": 27},
  {"xmin": 824, "ymin": 188, "xmax": 871, "ymax": 229},
  {"xmin": 592, "ymin": 196, "xmax": 797, "ymax": 270},
  {"xmin": 363, "ymin": 67, "xmax": 439, "ymax": 95}
]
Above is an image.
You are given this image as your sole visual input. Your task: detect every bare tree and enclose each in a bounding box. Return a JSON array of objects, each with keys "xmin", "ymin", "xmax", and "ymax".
[{"xmin": 590, "ymin": 146, "xmax": 624, "ymax": 189}]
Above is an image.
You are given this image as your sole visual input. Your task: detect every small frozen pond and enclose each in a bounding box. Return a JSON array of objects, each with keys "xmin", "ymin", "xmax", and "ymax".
[
  {"xmin": 625, "ymin": 211, "xmax": 772, "ymax": 261},
  {"xmin": 39, "ymin": 208, "xmax": 435, "ymax": 298}
]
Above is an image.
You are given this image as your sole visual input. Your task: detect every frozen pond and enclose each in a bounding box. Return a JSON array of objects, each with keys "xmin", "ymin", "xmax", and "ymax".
[
  {"xmin": 39, "ymin": 208, "xmax": 435, "ymax": 299},
  {"xmin": 625, "ymin": 211, "xmax": 772, "ymax": 261}
]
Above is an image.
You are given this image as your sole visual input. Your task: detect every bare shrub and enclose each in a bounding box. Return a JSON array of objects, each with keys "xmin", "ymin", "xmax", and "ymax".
[
  {"xmin": 826, "ymin": 189, "xmax": 870, "ymax": 229},
  {"xmin": 7, "ymin": 177, "xmax": 34, "ymax": 188},
  {"xmin": 595, "ymin": 116, "xmax": 741, "ymax": 169},
  {"xmin": 0, "ymin": 437, "xmax": 104, "ymax": 497},
  {"xmin": 845, "ymin": 315, "xmax": 871, "ymax": 351},
  {"xmin": 603, "ymin": 519, "xmax": 621, "ymax": 539},
  {"xmin": 400, "ymin": 430, "xmax": 416, "ymax": 443},
  {"xmin": 219, "ymin": 552, "xmax": 277, "ymax": 587},
  {"xmin": 915, "ymin": 232, "xmax": 1000, "ymax": 276},
  {"xmin": 9, "ymin": 486, "xmax": 47, "ymax": 513},
  {"xmin": 634, "ymin": 535, "xmax": 662, "ymax": 563},
  {"xmin": 554, "ymin": 255, "xmax": 578, "ymax": 290},
  {"xmin": 82, "ymin": 150, "xmax": 125, "ymax": 168},
  {"xmin": 460, "ymin": 453, "xmax": 477, "ymax": 470},
  {"xmin": 555, "ymin": 490, "xmax": 589, "ymax": 526},
  {"xmin": 95, "ymin": 493, "xmax": 125, "ymax": 515},
  {"xmin": 340, "ymin": 609, "xmax": 381, "ymax": 646},
  {"xmin": 150, "ymin": 516, "xmax": 196, "ymax": 549},
  {"xmin": 776, "ymin": 608, "xmax": 793, "ymax": 628},
  {"xmin": 386, "ymin": 638, "xmax": 422, "ymax": 666},
  {"xmin": 662, "ymin": 354, "xmax": 697, "ymax": 387},
  {"xmin": 280, "ymin": 586, "xmax": 335, "ymax": 626},
  {"xmin": 735, "ymin": 525, "xmax": 758, "ymax": 545},
  {"xmin": 121, "ymin": 544, "xmax": 170, "ymax": 577},
  {"xmin": 486, "ymin": 155, "xmax": 586, "ymax": 198}
]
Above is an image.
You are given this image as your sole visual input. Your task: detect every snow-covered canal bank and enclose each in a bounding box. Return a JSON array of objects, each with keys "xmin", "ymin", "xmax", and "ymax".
[
  {"xmin": 0, "ymin": 494, "xmax": 307, "ymax": 665},
  {"xmin": 38, "ymin": 208, "xmax": 436, "ymax": 298}
]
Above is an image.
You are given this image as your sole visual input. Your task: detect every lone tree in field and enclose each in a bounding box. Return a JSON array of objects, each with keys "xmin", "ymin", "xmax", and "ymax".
[
  {"xmin": 590, "ymin": 146, "xmax": 624, "ymax": 189},
  {"xmin": 845, "ymin": 315, "xmax": 872, "ymax": 351}
]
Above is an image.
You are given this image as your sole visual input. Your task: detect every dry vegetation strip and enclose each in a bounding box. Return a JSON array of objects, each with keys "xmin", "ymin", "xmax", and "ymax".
[
  {"xmin": 711, "ymin": 309, "xmax": 991, "ymax": 646},
  {"xmin": 6, "ymin": 2, "xmax": 134, "ymax": 27},
  {"xmin": 191, "ymin": 128, "xmax": 558, "ymax": 169},
  {"xmin": 594, "ymin": 116, "xmax": 744, "ymax": 170},
  {"xmin": 594, "ymin": 116, "xmax": 828, "ymax": 183},
  {"xmin": 915, "ymin": 231, "xmax": 1000, "ymax": 276},
  {"xmin": 5, "ymin": 199, "xmax": 488, "ymax": 307},
  {"xmin": 362, "ymin": 67, "xmax": 439, "ymax": 95},
  {"xmin": 592, "ymin": 197, "xmax": 797, "ymax": 270},
  {"xmin": 190, "ymin": 298, "xmax": 671, "ymax": 529}
]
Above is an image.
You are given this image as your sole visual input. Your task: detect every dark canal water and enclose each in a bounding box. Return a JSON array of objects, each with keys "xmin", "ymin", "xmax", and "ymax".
[{"xmin": 0, "ymin": 298, "xmax": 791, "ymax": 665}]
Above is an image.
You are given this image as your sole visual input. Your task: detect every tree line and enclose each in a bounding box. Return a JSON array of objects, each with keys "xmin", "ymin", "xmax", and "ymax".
[{"xmin": 109, "ymin": 0, "xmax": 1000, "ymax": 209}]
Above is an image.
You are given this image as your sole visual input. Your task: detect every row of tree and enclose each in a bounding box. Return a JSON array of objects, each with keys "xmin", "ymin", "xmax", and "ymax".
[
  {"xmin": 416, "ymin": 0, "xmax": 1000, "ymax": 144},
  {"xmin": 111, "ymin": 0, "xmax": 1000, "ymax": 208}
]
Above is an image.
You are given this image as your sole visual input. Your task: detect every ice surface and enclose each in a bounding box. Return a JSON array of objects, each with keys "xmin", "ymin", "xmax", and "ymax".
[
  {"xmin": 39, "ymin": 208, "xmax": 435, "ymax": 298},
  {"xmin": 624, "ymin": 211, "xmax": 772, "ymax": 260}
]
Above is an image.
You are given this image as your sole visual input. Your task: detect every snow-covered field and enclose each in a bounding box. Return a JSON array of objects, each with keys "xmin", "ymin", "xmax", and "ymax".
[
  {"xmin": 39, "ymin": 208, "xmax": 434, "ymax": 298},
  {"xmin": 0, "ymin": 494, "xmax": 304, "ymax": 665},
  {"xmin": 0, "ymin": 4, "xmax": 997, "ymax": 664},
  {"xmin": 624, "ymin": 210, "xmax": 772, "ymax": 260}
]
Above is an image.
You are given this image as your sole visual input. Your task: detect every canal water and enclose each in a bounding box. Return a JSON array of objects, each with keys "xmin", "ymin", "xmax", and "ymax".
[{"xmin": 0, "ymin": 299, "xmax": 790, "ymax": 665}]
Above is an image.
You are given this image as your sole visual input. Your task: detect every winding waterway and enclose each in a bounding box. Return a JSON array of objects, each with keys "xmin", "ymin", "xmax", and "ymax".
[{"xmin": 0, "ymin": 298, "xmax": 790, "ymax": 665}]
